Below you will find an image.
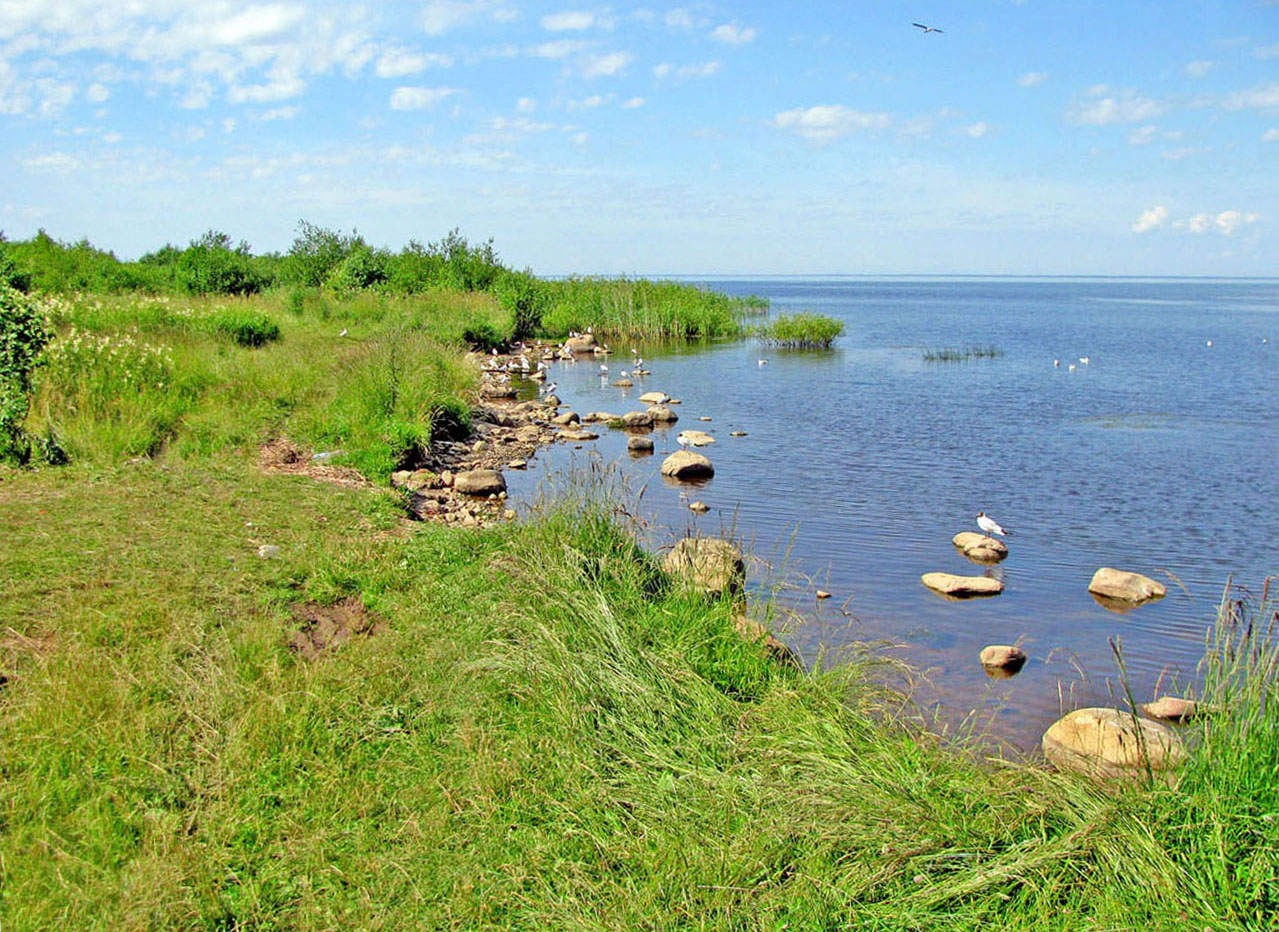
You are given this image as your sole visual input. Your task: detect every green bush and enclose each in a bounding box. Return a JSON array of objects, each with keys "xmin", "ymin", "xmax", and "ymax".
[
  {"xmin": 206, "ymin": 308, "xmax": 281, "ymax": 347},
  {"xmin": 461, "ymin": 322, "xmax": 506, "ymax": 353},
  {"xmin": 494, "ymin": 269, "xmax": 550, "ymax": 341},
  {"xmin": 174, "ymin": 231, "xmax": 266, "ymax": 296},
  {"xmin": 0, "ymin": 286, "xmax": 51, "ymax": 462},
  {"xmin": 325, "ymin": 244, "xmax": 388, "ymax": 295},
  {"xmin": 0, "ymin": 234, "xmax": 31, "ymax": 292},
  {"xmin": 281, "ymin": 221, "xmax": 358, "ymax": 287}
]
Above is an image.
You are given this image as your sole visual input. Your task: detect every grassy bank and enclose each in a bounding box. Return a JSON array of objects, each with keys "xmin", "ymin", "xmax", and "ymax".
[{"xmin": 2, "ymin": 457, "xmax": 1276, "ymax": 929}]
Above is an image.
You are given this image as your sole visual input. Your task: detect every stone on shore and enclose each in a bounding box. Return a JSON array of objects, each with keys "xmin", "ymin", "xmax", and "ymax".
[
  {"xmin": 639, "ymin": 391, "xmax": 670, "ymax": 404},
  {"xmin": 663, "ymin": 537, "xmax": 744, "ymax": 596},
  {"xmin": 1088, "ymin": 568, "xmax": 1166, "ymax": 604},
  {"xmin": 734, "ymin": 614, "xmax": 800, "ymax": 667},
  {"xmin": 453, "ymin": 469, "xmax": 507, "ymax": 497},
  {"xmin": 980, "ymin": 645, "xmax": 1027, "ymax": 676},
  {"xmin": 953, "ymin": 532, "xmax": 1009, "ymax": 563},
  {"xmin": 559, "ymin": 429, "xmax": 599, "ymax": 442},
  {"xmin": 627, "ymin": 436, "xmax": 654, "ymax": 454},
  {"xmin": 552, "ymin": 411, "xmax": 580, "ymax": 426},
  {"xmin": 661, "ymin": 450, "xmax": 714, "ymax": 479},
  {"xmin": 1042, "ymin": 707, "xmax": 1186, "ymax": 781},
  {"xmin": 1141, "ymin": 696, "xmax": 1201, "ymax": 722},
  {"xmin": 581, "ymin": 411, "xmax": 619, "ymax": 423},
  {"xmin": 647, "ymin": 404, "xmax": 679, "ymax": 423},
  {"xmin": 920, "ymin": 572, "xmax": 1004, "ymax": 598}
]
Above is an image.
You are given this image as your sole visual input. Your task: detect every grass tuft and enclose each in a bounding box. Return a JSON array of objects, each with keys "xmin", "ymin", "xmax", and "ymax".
[
  {"xmin": 753, "ymin": 312, "xmax": 845, "ymax": 348},
  {"xmin": 922, "ymin": 344, "xmax": 1004, "ymax": 362}
]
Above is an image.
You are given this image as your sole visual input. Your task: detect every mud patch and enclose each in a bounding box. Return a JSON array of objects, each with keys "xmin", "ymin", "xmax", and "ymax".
[
  {"xmin": 289, "ymin": 597, "xmax": 386, "ymax": 660},
  {"xmin": 258, "ymin": 439, "xmax": 367, "ymax": 488}
]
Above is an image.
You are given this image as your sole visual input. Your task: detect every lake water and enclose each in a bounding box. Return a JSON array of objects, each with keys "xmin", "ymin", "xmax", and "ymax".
[{"xmin": 505, "ymin": 277, "xmax": 1279, "ymax": 749}]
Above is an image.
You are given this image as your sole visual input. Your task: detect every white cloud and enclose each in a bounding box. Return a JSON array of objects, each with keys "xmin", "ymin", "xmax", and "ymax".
[
  {"xmin": 22, "ymin": 152, "xmax": 79, "ymax": 172},
  {"xmin": 710, "ymin": 23, "xmax": 757, "ymax": 45},
  {"xmin": 1069, "ymin": 87, "xmax": 1164, "ymax": 125},
  {"xmin": 961, "ymin": 121, "xmax": 988, "ymax": 138},
  {"xmin": 772, "ymin": 104, "xmax": 891, "ymax": 141},
  {"xmin": 1017, "ymin": 71, "xmax": 1048, "ymax": 87},
  {"xmin": 1184, "ymin": 60, "xmax": 1214, "ymax": 78},
  {"xmin": 530, "ymin": 39, "xmax": 592, "ymax": 59},
  {"xmin": 1264, "ymin": 128, "xmax": 1279, "ymax": 142},
  {"xmin": 228, "ymin": 73, "xmax": 306, "ymax": 104},
  {"xmin": 258, "ymin": 105, "xmax": 298, "ymax": 120},
  {"xmin": 1131, "ymin": 205, "xmax": 1168, "ymax": 232},
  {"xmin": 1255, "ymin": 43, "xmax": 1279, "ymax": 60},
  {"xmin": 569, "ymin": 94, "xmax": 606, "ymax": 110},
  {"xmin": 1128, "ymin": 124, "xmax": 1158, "ymax": 145},
  {"xmin": 1223, "ymin": 83, "xmax": 1279, "ymax": 110},
  {"xmin": 665, "ymin": 9, "xmax": 698, "ymax": 30},
  {"xmin": 389, "ymin": 85, "xmax": 456, "ymax": 109},
  {"xmin": 1162, "ymin": 146, "xmax": 1206, "ymax": 161},
  {"xmin": 422, "ymin": 0, "xmax": 515, "ymax": 36},
  {"xmin": 1176, "ymin": 210, "xmax": 1258, "ymax": 235},
  {"xmin": 541, "ymin": 11, "xmax": 597, "ymax": 31},
  {"xmin": 516, "ymin": 96, "xmax": 536, "ymax": 112},
  {"xmin": 376, "ymin": 48, "xmax": 453, "ymax": 78},
  {"xmin": 580, "ymin": 51, "xmax": 632, "ymax": 77},
  {"xmin": 103, "ymin": 131, "xmax": 123, "ymax": 143},
  {"xmin": 654, "ymin": 60, "xmax": 721, "ymax": 80},
  {"xmin": 622, "ymin": 95, "xmax": 644, "ymax": 108},
  {"xmin": 86, "ymin": 82, "xmax": 111, "ymax": 102}
]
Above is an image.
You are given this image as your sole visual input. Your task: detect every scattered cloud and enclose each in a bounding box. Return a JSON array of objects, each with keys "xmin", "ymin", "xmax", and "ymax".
[
  {"xmin": 665, "ymin": 9, "xmax": 699, "ymax": 30},
  {"xmin": 1069, "ymin": 86, "xmax": 1165, "ymax": 125},
  {"xmin": 654, "ymin": 61, "xmax": 721, "ymax": 80},
  {"xmin": 530, "ymin": 39, "xmax": 593, "ymax": 59},
  {"xmin": 258, "ymin": 105, "xmax": 299, "ymax": 121},
  {"xmin": 1131, "ymin": 205, "xmax": 1168, "ymax": 232},
  {"xmin": 540, "ymin": 11, "xmax": 598, "ymax": 31},
  {"xmin": 960, "ymin": 121, "xmax": 988, "ymax": 138},
  {"xmin": 516, "ymin": 96, "xmax": 536, "ymax": 112},
  {"xmin": 22, "ymin": 152, "xmax": 79, "ymax": 172},
  {"xmin": 1128, "ymin": 124, "xmax": 1158, "ymax": 145},
  {"xmin": 1255, "ymin": 43, "xmax": 1279, "ymax": 60},
  {"xmin": 1264, "ymin": 128, "xmax": 1279, "ymax": 141},
  {"xmin": 772, "ymin": 104, "xmax": 891, "ymax": 141},
  {"xmin": 568, "ymin": 93, "xmax": 608, "ymax": 110},
  {"xmin": 1017, "ymin": 71, "xmax": 1048, "ymax": 88},
  {"xmin": 86, "ymin": 82, "xmax": 111, "ymax": 102},
  {"xmin": 1177, "ymin": 210, "xmax": 1258, "ymax": 235},
  {"xmin": 1184, "ymin": 60, "xmax": 1214, "ymax": 78},
  {"xmin": 389, "ymin": 85, "xmax": 457, "ymax": 109},
  {"xmin": 622, "ymin": 96, "xmax": 644, "ymax": 108},
  {"xmin": 710, "ymin": 23, "xmax": 757, "ymax": 45},
  {"xmin": 422, "ymin": 0, "xmax": 517, "ymax": 36},
  {"xmin": 580, "ymin": 51, "xmax": 633, "ymax": 77},
  {"xmin": 376, "ymin": 48, "xmax": 454, "ymax": 78},
  {"xmin": 1223, "ymin": 83, "xmax": 1279, "ymax": 110}
]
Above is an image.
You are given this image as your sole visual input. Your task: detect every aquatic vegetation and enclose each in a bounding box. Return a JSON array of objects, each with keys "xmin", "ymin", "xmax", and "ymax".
[
  {"xmin": 921, "ymin": 344, "xmax": 1004, "ymax": 362},
  {"xmin": 753, "ymin": 311, "xmax": 844, "ymax": 348},
  {"xmin": 539, "ymin": 276, "xmax": 764, "ymax": 341}
]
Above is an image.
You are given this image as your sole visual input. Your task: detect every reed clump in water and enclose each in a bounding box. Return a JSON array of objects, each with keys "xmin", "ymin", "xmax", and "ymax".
[
  {"xmin": 538, "ymin": 276, "xmax": 767, "ymax": 341},
  {"xmin": 922, "ymin": 344, "xmax": 1004, "ymax": 362},
  {"xmin": 753, "ymin": 312, "xmax": 844, "ymax": 348}
]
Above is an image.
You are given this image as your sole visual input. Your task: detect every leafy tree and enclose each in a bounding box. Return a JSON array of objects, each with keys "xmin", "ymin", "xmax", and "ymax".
[
  {"xmin": 174, "ymin": 230, "xmax": 265, "ymax": 295},
  {"xmin": 0, "ymin": 285, "xmax": 51, "ymax": 463},
  {"xmin": 282, "ymin": 220, "xmax": 357, "ymax": 287}
]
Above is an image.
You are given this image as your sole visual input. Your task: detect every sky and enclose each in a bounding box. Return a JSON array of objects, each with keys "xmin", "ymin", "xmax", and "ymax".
[{"xmin": 1, "ymin": 1, "xmax": 1277, "ymax": 276}]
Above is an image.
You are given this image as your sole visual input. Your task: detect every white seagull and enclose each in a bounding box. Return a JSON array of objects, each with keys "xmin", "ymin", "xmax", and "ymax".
[
  {"xmin": 758, "ymin": 358, "xmax": 769, "ymax": 367},
  {"xmin": 912, "ymin": 22, "xmax": 943, "ymax": 33},
  {"xmin": 1053, "ymin": 358, "xmax": 1060, "ymax": 368},
  {"xmin": 1079, "ymin": 356, "xmax": 1090, "ymax": 365},
  {"xmin": 338, "ymin": 328, "xmax": 348, "ymax": 337},
  {"xmin": 976, "ymin": 511, "xmax": 1010, "ymax": 537}
]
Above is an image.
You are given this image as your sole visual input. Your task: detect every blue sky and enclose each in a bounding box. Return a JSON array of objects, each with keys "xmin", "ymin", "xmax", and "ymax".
[{"xmin": 2, "ymin": 1, "xmax": 1277, "ymax": 275}]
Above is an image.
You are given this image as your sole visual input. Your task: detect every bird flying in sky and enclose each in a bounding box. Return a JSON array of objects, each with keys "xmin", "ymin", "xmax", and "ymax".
[{"xmin": 913, "ymin": 22, "xmax": 943, "ymax": 33}]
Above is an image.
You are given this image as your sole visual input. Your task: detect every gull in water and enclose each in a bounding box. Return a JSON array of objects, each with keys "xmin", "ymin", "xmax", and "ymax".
[
  {"xmin": 912, "ymin": 22, "xmax": 943, "ymax": 33},
  {"xmin": 1079, "ymin": 356, "xmax": 1090, "ymax": 365},
  {"xmin": 758, "ymin": 358, "xmax": 769, "ymax": 367},
  {"xmin": 1053, "ymin": 359, "xmax": 1060, "ymax": 368},
  {"xmin": 1068, "ymin": 363, "xmax": 1077, "ymax": 372},
  {"xmin": 599, "ymin": 363, "xmax": 608, "ymax": 375},
  {"xmin": 976, "ymin": 512, "xmax": 1010, "ymax": 537},
  {"xmin": 1206, "ymin": 340, "xmax": 1213, "ymax": 347}
]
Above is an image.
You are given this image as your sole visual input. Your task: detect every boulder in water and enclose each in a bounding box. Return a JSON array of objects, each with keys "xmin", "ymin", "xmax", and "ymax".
[
  {"xmin": 920, "ymin": 572, "xmax": 1003, "ymax": 598},
  {"xmin": 1088, "ymin": 568, "xmax": 1166, "ymax": 604},
  {"xmin": 661, "ymin": 450, "xmax": 714, "ymax": 479},
  {"xmin": 1042, "ymin": 707, "xmax": 1186, "ymax": 781}
]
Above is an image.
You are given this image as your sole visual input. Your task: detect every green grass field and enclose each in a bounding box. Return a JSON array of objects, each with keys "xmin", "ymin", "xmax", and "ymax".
[{"xmin": 2, "ymin": 284, "xmax": 1276, "ymax": 930}]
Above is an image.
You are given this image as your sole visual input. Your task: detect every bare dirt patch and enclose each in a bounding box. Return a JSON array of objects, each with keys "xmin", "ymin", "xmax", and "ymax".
[
  {"xmin": 289, "ymin": 597, "xmax": 387, "ymax": 660},
  {"xmin": 258, "ymin": 439, "xmax": 367, "ymax": 488}
]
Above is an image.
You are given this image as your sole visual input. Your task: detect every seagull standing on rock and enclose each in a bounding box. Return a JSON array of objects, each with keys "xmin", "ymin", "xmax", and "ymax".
[{"xmin": 976, "ymin": 512, "xmax": 1010, "ymax": 537}]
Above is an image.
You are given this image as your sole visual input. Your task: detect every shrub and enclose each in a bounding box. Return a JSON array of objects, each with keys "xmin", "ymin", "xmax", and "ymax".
[
  {"xmin": 461, "ymin": 322, "xmax": 506, "ymax": 353},
  {"xmin": 494, "ymin": 269, "xmax": 550, "ymax": 341},
  {"xmin": 0, "ymin": 234, "xmax": 31, "ymax": 292},
  {"xmin": 0, "ymin": 285, "xmax": 51, "ymax": 462},
  {"xmin": 281, "ymin": 221, "xmax": 358, "ymax": 287},
  {"xmin": 325, "ymin": 244, "xmax": 388, "ymax": 295},
  {"xmin": 174, "ymin": 231, "xmax": 266, "ymax": 296},
  {"xmin": 753, "ymin": 312, "xmax": 844, "ymax": 348},
  {"xmin": 206, "ymin": 308, "xmax": 281, "ymax": 347}
]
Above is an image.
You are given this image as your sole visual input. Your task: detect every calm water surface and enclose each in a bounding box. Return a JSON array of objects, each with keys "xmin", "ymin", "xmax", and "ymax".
[{"xmin": 505, "ymin": 278, "xmax": 1279, "ymax": 748}]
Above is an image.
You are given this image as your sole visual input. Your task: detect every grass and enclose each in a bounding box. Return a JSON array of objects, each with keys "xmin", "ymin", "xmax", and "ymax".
[
  {"xmin": 921, "ymin": 344, "xmax": 1004, "ymax": 362},
  {"xmin": 539, "ymin": 277, "xmax": 767, "ymax": 341},
  {"xmin": 752, "ymin": 312, "xmax": 844, "ymax": 349},
  {"xmin": 3, "ymin": 284, "xmax": 1277, "ymax": 929},
  {"xmin": 2, "ymin": 447, "xmax": 1276, "ymax": 928}
]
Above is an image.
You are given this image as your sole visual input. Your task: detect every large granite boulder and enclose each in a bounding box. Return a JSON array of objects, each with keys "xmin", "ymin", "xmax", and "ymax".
[
  {"xmin": 564, "ymin": 334, "xmax": 598, "ymax": 353},
  {"xmin": 1088, "ymin": 568, "xmax": 1166, "ymax": 604},
  {"xmin": 453, "ymin": 469, "xmax": 506, "ymax": 497},
  {"xmin": 661, "ymin": 450, "xmax": 714, "ymax": 479},
  {"xmin": 639, "ymin": 391, "xmax": 670, "ymax": 404},
  {"xmin": 979, "ymin": 644, "xmax": 1027, "ymax": 676},
  {"xmin": 620, "ymin": 410, "xmax": 654, "ymax": 429},
  {"xmin": 920, "ymin": 572, "xmax": 1004, "ymax": 598},
  {"xmin": 1042, "ymin": 707, "xmax": 1186, "ymax": 781},
  {"xmin": 663, "ymin": 538, "xmax": 744, "ymax": 596},
  {"xmin": 628, "ymin": 436, "xmax": 654, "ymax": 454},
  {"xmin": 647, "ymin": 404, "xmax": 679, "ymax": 423}
]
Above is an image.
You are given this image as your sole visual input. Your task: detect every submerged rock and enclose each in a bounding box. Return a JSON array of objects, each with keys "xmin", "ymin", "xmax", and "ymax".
[
  {"xmin": 639, "ymin": 391, "xmax": 670, "ymax": 404},
  {"xmin": 920, "ymin": 572, "xmax": 1004, "ymax": 598},
  {"xmin": 559, "ymin": 429, "xmax": 599, "ymax": 442},
  {"xmin": 627, "ymin": 436, "xmax": 654, "ymax": 454},
  {"xmin": 676, "ymin": 429, "xmax": 715, "ymax": 447},
  {"xmin": 551, "ymin": 411, "xmax": 580, "ymax": 426},
  {"xmin": 663, "ymin": 537, "xmax": 744, "ymax": 596},
  {"xmin": 661, "ymin": 450, "xmax": 714, "ymax": 479},
  {"xmin": 1088, "ymin": 568, "xmax": 1166, "ymax": 604},
  {"xmin": 688, "ymin": 500, "xmax": 709, "ymax": 513},
  {"xmin": 620, "ymin": 410, "xmax": 654, "ymax": 429},
  {"xmin": 612, "ymin": 378, "xmax": 634, "ymax": 388},
  {"xmin": 980, "ymin": 644, "xmax": 1027, "ymax": 676},
  {"xmin": 1042, "ymin": 707, "xmax": 1186, "ymax": 781},
  {"xmin": 952, "ymin": 532, "xmax": 1009, "ymax": 564},
  {"xmin": 647, "ymin": 404, "xmax": 679, "ymax": 423}
]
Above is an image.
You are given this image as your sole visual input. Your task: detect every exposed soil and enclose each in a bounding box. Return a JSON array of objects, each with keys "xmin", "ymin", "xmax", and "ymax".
[{"xmin": 289, "ymin": 597, "xmax": 387, "ymax": 660}]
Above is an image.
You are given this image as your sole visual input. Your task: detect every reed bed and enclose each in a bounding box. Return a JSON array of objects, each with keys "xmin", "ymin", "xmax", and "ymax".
[
  {"xmin": 921, "ymin": 344, "xmax": 1004, "ymax": 362},
  {"xmin": 752, "ymin": 312, "xmax": 845, "ymax": 348},
  {"xmin": 539, "ymin": 276, "xmax": 766, "ymax": 341}
]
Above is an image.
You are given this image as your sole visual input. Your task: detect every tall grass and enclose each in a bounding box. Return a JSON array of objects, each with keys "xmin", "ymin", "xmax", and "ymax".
[
  {"xmin": 539, "ymin": 276, "xmax": 766, "ymax": 341},
  {"xmin": 753, "ymin": 311, "xmax": 845, "ymax": 348},
  {"xmin": 922, "ymin": 344, "xmax": 1004, "ymax": 362}
]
